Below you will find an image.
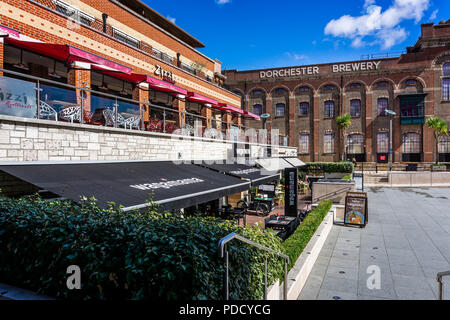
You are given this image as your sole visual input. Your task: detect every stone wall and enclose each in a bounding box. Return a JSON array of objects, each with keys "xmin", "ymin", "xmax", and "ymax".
[{"xmin": 0, "ymin": 115, "xmax": 297, "ymax": 163}]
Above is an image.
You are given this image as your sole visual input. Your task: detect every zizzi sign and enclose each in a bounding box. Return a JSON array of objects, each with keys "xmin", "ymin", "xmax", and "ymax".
[
  {"xmin": 0, "ymin": 77, "xmax": 37, "ymax": 118},
  {"xmin": 154, "ymin": 64, "xmax": 174, "ymax": 82},
  {"xmin": 260, "ymin": 61, "xmax": 382, "ymax": 79}
]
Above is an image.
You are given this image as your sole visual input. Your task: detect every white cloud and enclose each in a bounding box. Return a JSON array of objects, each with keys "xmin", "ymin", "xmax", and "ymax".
[
  {"xmin": 363, "ymin": 0, "xmax": 376, "ymax": 9},
  {"xmin": 324, "ymin": 0, "xmax": 430, "ymax": 49},
  {"xmin": 216, "ymin": 0, "xmax": 231, "ymax": 4},
  {"xmin": 429, "ymin": 9, "xmax": 438, "ymax": 20},
  {"xmin": 167, "ymin": 16, "xmax": 176, "ymax": 24},
  {"xmin": 285, "ymin": 52, "xmax": 307, "ymax": 61}
]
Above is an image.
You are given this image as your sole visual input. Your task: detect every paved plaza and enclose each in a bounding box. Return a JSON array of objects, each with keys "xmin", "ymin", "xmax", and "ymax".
[{"xmin": 298, "ymin": 187, "xmax": 450, "ymax": 300}]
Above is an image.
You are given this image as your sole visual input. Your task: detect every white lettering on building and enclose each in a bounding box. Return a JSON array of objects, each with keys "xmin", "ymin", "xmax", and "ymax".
[{"xmin": 260, "ymin": 61, "xmax": 382, "ymax": 79}]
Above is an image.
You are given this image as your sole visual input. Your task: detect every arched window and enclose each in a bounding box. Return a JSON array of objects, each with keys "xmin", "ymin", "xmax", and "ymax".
[
  {"xmin": 253, "ymin": 104, "xmax": 262, "ymax": 116},
  {"xmin": 443, "ymin": 63, "xmax": 450, "ymax": 101},
  {"xmin": 323, "ymin": 85, "xmax": 336, "ymax": 91},
  {"xmin": 349, "ymin": 83, "xmax": 361, "ymax": 89},
  {"xmin": 274, "ymin": 88, "xmax": 288, "ymax": 95},
  {"xmin": 297, "ymin": 87, "xmax": 310, "ymax": 93},
  {"xmin": 299, "ymin": 102, "xmax": 309, "ymax": 116},
  {"xmin": 402, "ymin": 133, "xmax": 421, "ymax": 154},
  {"xmin": 324, "ymin": 132, "xmax": 334, "ymax": 154},
  {"xmin": 377, "ymin": 98, "xmax": 388, "ymax": 116},
  {"xmin": 275, "ymin": 103, "xmax": 285, "ymax": 116},
  {"xmin": 376, "ymin": 81, "xmax": 389, "ymax": 88},
  {"xmin": 350, "ymin": 99, "xmax": 361, "ymax": 117},
  {"xmin": 377, "ymin": 131, "xmax": 389, "ymax": 153},
  {"xmin": 299, "ymin": 133, "xmax": 309, "ymax": 154},
  {"xmin": 405, "ymin": 79, "xmax": 417, "ymax": 86},
  {"xmin": 347, "ymin": 134, "xmax": 364, "ymax": 154},
  {"xmin": 324, "ymin": 101, "xmax": 335, "ymax": 118}
]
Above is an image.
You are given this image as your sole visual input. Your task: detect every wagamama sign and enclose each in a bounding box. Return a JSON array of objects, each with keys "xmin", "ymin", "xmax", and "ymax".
[{"xmin": 260, "ymin": 61, "xmax": 382, "ymax": 79}]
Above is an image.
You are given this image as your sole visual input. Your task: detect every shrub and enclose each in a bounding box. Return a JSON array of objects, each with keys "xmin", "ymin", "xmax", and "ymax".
[
  {"xmin": 0, "ymin": 195, "xmax": 285, "ymax": 300},
  {"xmin": 281, "ymin": 201, "xmax": 332, "ymax": 271},
  {"xmin": 299, "ymin": 162, "xmax": 354, "ymax": 174}
]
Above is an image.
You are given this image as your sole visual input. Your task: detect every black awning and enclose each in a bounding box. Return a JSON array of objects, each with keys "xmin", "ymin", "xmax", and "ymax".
[
  {"xmin": 198, "ymin": 162, "xmax": 280, "ymax": 186},
  {"xmin": 0, "ymin": 161, "xmax": 250, "ymax": 211}
]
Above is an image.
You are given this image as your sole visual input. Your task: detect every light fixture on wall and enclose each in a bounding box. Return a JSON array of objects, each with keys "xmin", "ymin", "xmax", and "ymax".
[
  {"xmin": 176, "ymin": 94, "xmax": 186, "ymax": 100},
  {"xmin": 13, "ymin": 49, "xmax": 29, "ymax": 71},
  {"xmin": 48, "ymin": 61, "xmax": 61, "ymax": 79}
]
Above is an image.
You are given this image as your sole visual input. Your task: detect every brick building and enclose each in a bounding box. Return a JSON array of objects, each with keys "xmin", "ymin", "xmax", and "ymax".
[
  {"xmin": 0, "ymin": 0, "xmax": 253, "ymax": 135},
  {"xmin": 224, "ymin": 21, "xmax": 450, "ymax": 164}
]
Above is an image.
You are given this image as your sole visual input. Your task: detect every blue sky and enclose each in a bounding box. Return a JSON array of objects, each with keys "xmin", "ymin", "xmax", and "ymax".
[{"xmin": 144, "ymin": 0, "xmax": 449, "ymax": 71}]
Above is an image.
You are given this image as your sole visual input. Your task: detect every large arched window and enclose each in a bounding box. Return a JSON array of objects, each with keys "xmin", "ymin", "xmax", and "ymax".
[
  {"xmin": 377, "ymin": 131, "xmax": 389, "ymax": 154},
  {"xmin": 402, "ymin": 133, "xmax": 421, "ymax": 154},
  {"xmin": 443, "ymin": 63, "xmax": 450, "ymax": 101},
  {"xmin": 324, "ymin": 132, "xmax": 334, "ymax": 154},
  {"xmin": 275, "ymin": 103, "xmax": 285, "ymax": 117},
  {"xmin": 299, "ymin": 133, "xmax": 310, "ymax": 154},
  {"xmin": 347, "ymin": 134, "xmax": 364, "ymax": 154},
  {"xmin": 299, "ymin": 102, "xmax": 309, "ymax": 116},
  {"xmin": 350, "ymin": 99, "xmax": 361, "ymax": 117},
  {"xmin": 324, "ymin": 101, "xmax": 335, "ymax": 118}
]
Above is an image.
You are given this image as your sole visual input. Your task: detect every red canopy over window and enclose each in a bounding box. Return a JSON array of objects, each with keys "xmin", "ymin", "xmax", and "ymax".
[
  {"xmin": 244, "ymin": 110, "xmax": 261, "ymax": 121},
  {"xmin": 187, "ymin": 92, "xmax": 218, "ymax": 106},
  {"xmin": 216, "ymin": 103, "xmax": 244, "ymax": 115},
  {"xmin": 5, "ymin": 38, "xmax": 132, "ymax": 74}
]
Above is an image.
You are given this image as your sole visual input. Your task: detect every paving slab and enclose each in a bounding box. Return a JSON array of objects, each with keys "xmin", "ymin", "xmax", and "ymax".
[{"xmin": 298, "ymin": 187, "xmax": 450, "ymax": 301}]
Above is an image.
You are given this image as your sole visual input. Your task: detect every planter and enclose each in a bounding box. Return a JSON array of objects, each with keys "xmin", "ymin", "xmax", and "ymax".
[
  {"xmin": 432, "ymin": 166, "xmax": 447, "ymax": 172},
  {"xmin": 324, "ymin": 172, "xmax": 349, "ymax": 179}
]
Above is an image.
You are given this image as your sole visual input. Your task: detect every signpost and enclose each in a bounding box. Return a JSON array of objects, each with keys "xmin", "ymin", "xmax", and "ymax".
[
  {"xmin": 344, "ymin": 192, "xmax": 368, "ymax": 228},
  {"xmin": 284, "ymin": 167, "xmax": 298, "ymax": 217}
]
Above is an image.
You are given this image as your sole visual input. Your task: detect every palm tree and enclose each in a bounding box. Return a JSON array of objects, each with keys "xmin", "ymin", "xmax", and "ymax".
[
  {"xmin": 426, "ymin": 117, "xmax": 448, "ymax": 164},
  {"xmin": 336, "ymin": 114, "xmax": 352, "ymax": 161}
]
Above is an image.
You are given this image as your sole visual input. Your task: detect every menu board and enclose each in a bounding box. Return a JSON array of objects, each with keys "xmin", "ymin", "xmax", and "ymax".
[
  {"xmin": 284, "ymin": 167, "xmax": 298, "ymax": 217},
  {"xmin": 344, "ymin": 192, "xmax": 368, "ymax": 227}
]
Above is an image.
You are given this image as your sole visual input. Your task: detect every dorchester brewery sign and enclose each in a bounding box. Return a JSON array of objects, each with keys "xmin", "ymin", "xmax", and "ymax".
[{"xmin": 260, "ymin": 61, "xmax": 382, "ymax": 79}]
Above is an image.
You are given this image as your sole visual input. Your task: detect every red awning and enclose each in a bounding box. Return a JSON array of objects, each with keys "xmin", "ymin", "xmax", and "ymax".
[
  {"xmin": 187, "ymin": 92, "xmax": 218, "ymax": 106},
  {"xmin": 5, "ymin": 38, "xmax": 132, "ymax": 74},
  {"xmin": 216, "ymin": 103, "xmax": 245, "ymax": 115},
  {"xmin": 145, "ymin": 75, "xmax": 188, "ymax": 96},
  {"xmin": 244, "ymin": 110, "xmax": 261, "ymax": 121}
]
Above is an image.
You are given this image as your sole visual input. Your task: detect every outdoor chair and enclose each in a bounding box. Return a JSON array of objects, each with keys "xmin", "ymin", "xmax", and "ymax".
[
  {"xmin": 124, "ymin": 116, "xmax": 141, "ymax": 130},
  {"xmin": 38, "ymin": 101, "xmax": 58, "ymax": 121},
  {"xmin": 58, "ymin": 106, "xmax": 81, "ymax": 123},
  {"xmin": 103, "ymin": 108, "xmax": 125, "ymax": 127}
]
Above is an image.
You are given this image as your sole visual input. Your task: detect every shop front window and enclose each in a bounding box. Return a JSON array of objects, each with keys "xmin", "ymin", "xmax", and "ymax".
[
  {"xmin": 377, "ymin": 131, "xmax": 389, "ymax": 154},
  {"xmin": 347, "ymin": 134, "xmax": 364, "ymax": 154},
  {"xmin": 443, "ymin": 78, "xmax": 450, "ymax": 101},
  {"xmin": 402, "ymin": 133, "xmax": 421, "ymax": 154},
  {"xmin": 439, "ymin": 135, "xmax": 450, "ymax": 154}
]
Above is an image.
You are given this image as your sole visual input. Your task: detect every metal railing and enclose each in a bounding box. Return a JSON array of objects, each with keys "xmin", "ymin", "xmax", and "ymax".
[
  {"xmin": 437, "ymin": 271, "xmax": 450, "ymax": 300},
  {"xmin": 218, "ymin": 233, "xmax": 289, "ymax": 300},
  {"xmin": 0, "ymin": 68, "xmax": 239, "ymax": 138}
]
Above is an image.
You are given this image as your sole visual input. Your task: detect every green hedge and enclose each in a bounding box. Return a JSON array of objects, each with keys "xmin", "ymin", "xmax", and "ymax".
[
  {"xmin": 0, "ymin": 195, "xmax": 285, "ymax": 300},
  {"xmin": 281, "ymin": 201, "xmax": 332, "ymax": 271},
  {"xmin": 299, "ymin": 162, "xmax": 354, "ymax": 174}
]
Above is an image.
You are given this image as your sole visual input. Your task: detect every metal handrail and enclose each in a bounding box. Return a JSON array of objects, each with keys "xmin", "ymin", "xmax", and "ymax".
[
  {"xmin": 218, "ymin": 233, "xmax": 289, "ymax": 300},
  {"xmin": 437, "ymin": 271, "xmax": 450, "ymax": 300}
]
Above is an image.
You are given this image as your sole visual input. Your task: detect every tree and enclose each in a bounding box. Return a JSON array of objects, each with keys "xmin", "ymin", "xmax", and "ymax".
[
  {"xmin": 336, "ymin": 114, "xmax": 352, "ymax": 161},
  {"xmin": 426, "ymin": 117, "xmax": 448, "ymax": 164}
]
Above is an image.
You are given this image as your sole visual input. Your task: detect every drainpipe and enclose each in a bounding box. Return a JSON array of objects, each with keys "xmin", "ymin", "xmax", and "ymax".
[{"xmin": 102, "ymin": 13, "xmax": 108, "ymax": 34}]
